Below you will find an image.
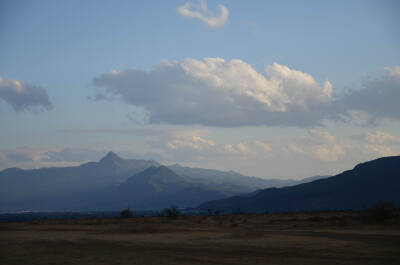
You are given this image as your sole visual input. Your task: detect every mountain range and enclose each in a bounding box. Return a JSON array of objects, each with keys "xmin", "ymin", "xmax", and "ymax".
[
  {"xmin": 198, "ymin": 156, "xmax": 400, "ymax": 213},
  {"xmin": 0, "ymin": 152, "xmax": 322, "ymax": 212},
  {"xmin": 1, "ymin": 153, "xmax": 399, "ymax": 213}
]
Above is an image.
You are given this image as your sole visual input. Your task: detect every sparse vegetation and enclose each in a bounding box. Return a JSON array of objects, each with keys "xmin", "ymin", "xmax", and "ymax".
[{"xmin": 1, "ymin": 210, "xmax": 400, "ymax": 265}]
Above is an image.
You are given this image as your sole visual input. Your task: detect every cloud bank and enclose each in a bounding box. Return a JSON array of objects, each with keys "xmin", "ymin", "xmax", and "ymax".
[
  {"xmin": 94, "ymin": 58, "xmax": 334, "ymax": 127},
  {"xmin": 0, "ymin": 76, "xmax": 52, "ymax": 112},
  {"xmin": 94, "ymin": 60, "xmax": 400, "ymax": 127},
  {"xmin": 177, "ymin": 0, "xmax": 229, "ymax": 28}
]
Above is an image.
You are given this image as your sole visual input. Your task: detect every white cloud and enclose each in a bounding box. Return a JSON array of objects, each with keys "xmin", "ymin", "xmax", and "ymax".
[
  {"xmin": 265, "ymin": 63, "xmax": 333, "ymax": 109},
  {"xmin": 0, "ymin": 76, "xmax": 52, "ymax": 112},
  {"xmin": 93, "ymin": 62, "xmax": 400, "ymax": 127},
  {"xmin": 94, "ymin": 58, "xmax": 333, "ymax": 127},
  {"xmin": 177, "ymin": 0, "xmax": 229, "ymax": 28}
]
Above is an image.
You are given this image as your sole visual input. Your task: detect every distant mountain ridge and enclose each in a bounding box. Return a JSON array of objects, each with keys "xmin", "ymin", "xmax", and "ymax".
[
  {"xmin": 0, "ymin": 152, "xmax": 160, "ymax": 211},
  {"xmin": 1, "ymin": 152, "xmax": 319, "ymax": 212},
  {"xmin": 198, "ymin": 156, "xmax": 400, "ymax": 213},
  {"xmin": 167, "ymin": 164, "xmax": 310, "ymax": 195},
  {"xmin": 89, "ymin": 166, "xmax": 226, "ymax": 210}
]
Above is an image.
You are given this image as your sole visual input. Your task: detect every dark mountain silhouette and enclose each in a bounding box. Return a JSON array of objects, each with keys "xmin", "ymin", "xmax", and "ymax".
[
  {"xmin": 0, "ymin": 151, "xmax": 330, "ymax": 212},
  {"xmin": 198, "ymin": 156, "xmax": 400, "ymax": 213}
]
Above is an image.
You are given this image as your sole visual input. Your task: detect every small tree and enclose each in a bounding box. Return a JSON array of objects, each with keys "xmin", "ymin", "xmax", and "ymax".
[
  {"xmin": 120, "ymin": 208, "xmax": 133, "ymax": 218},
  {"xmin": 370, "ymin": 202, "xmax": 397, "ymax": 222},
  {"xmin": 233, "ymin": 208, "xmax": 242, "ymax": 215},
  {"xmin": 207, "ymin": 208, "xmax": 213, "ymax": 216},
  {"xmin": 164, "ymin": 205, "xmax": 180, "ymax": 220}
]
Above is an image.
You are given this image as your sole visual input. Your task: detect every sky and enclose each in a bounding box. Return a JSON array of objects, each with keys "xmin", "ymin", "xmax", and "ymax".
[{"xmin": 0, "ymin": 0, "xmax": 399, "ymax": 179}]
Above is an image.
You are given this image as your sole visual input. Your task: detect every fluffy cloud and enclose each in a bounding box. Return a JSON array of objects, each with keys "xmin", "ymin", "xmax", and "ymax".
[
  {"xmin": 94, "ymin": 58, "xmax": 334, "ymax": 127},
  {"xmin": 94, "ymin": 60, "xmax": 400, "ymax": 127},
  {"xmin": 0, "ymin": 76, "xmax": 52, "ymax": 112},
  {"xmin": 177, "ymin": 0, "xmax": 229, "ymax": 28}
]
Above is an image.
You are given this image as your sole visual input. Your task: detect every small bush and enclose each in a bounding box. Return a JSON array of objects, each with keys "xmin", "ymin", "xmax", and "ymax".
[
  {"xmin": 164, "ymin": 205, "xmax": 180, "ymax": 220},
  {"xmin": 207, "ymin": 208, "xmax": 213, "ymax": 216},
  {"xmin": 308, "ymin": 216, "xmax": 322, "ymax": 222},
  {"xmin": 370, "ymin": 203, "xmax": 397, "ymax": 222},
  {"xmin": 120, "ymin": 208, "xmax": 133, "ymax": 218},
  {"xmin": 233, "ymin": 208, "xmax": 243, "ymax": 215}
]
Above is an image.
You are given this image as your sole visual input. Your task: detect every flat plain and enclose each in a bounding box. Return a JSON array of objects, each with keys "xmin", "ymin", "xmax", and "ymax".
[{"xmin": 1, "ymin": 211, "xmax": 400, "ymax": 265}]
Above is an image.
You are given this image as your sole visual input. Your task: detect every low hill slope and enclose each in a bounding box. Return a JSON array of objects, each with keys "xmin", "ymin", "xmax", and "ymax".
[{"xmin": 198, "ymin": 156, "xmax": 400, "ymax": 213}]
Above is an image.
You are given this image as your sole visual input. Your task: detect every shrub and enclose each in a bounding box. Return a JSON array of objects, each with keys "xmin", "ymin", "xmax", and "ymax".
[
  {"xmin": 207, "ymin": 208, "xmax": 213, "ymax": 216},
  {"xmin": 308, "ymin": 216, "xmax": 322, "ymax": 222},
  {"xmin": 164, "ymin": 205, "xmax": 180, "ymax": 220},
  {"xmin": 120, "ymin": 208, "xmax": 133, "ymax": 218},
  {"xmin": 370, "ymin": 203, "xmax": 397, "ymax": 222},
  {"xmin": 233, "ymin": 208, "xmax": 242, "ymax": 215}
]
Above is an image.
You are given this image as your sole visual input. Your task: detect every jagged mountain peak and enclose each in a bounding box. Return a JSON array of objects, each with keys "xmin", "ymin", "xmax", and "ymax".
[{"xmin": 99, "ymin": 151, "xmax": 124, "ymax": 164}]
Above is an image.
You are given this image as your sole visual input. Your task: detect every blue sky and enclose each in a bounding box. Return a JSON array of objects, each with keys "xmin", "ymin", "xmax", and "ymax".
[{"xmin": 0, "ymin": 0, "xmax": 399, "ymax": 178}]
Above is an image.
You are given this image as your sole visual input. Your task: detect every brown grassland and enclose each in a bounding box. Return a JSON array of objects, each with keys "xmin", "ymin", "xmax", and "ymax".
[{"xmin": 1, "ymin": 211, "xmax": 400, "ymax": 265}]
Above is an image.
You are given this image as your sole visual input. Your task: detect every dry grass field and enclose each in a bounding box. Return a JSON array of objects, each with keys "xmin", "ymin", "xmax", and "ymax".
[{"xmin": 1, "ymin": 211, "xmax": 400, "ymax": 265}]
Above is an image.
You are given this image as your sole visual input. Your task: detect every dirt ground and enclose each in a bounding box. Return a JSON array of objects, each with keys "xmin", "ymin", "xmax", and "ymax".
[{"xmin": 1, "ymin": 211, "xmax": 400, "ymax": 265}]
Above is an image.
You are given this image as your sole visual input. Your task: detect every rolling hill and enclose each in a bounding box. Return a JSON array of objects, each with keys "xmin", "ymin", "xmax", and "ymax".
[{"xmin": 198, "ymin": 156, "xmax": 400, "ymax": 213}]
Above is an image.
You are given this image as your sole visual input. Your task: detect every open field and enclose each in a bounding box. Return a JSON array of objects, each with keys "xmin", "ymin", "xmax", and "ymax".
[{"xmin": 1, "ymin": 211, "xmax": 400, "ymax": 265}]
